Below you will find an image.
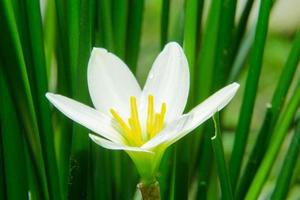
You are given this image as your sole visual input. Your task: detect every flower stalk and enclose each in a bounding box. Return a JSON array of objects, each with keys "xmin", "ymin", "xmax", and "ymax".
[{"xmin": 138, "ymin": 181, "xmax": 160, "ymax": 200}]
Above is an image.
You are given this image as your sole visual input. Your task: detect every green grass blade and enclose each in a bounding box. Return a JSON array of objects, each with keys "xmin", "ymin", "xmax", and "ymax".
[
  {"xmin": 228, "ymin": 28, "xmax": 255, "ymax": 82},
  {"xmin": 229, "ymin": 0, "xmax": 273, "ymax": 189},
  {"xmin": 235, "ymin": 106, "xmax": 273, "ymax": 198},
  {"xmin": 271, "ymin": 121, "xmax": 300, "ymax": 200},
  {"xmin": 211, "ymin": 114, "xmax": 233, "ymax": 200},
  {"xmin": 213, "ymin": 0, "xmax": 237, "ymax": 89},
  {"xmin": 98, "ymin": 0, "xmax": 114, "ymax": 51},
  {"xmin": 196, "ymin": 127, "xmax": 213, "ymax": 200},
  {"xmin": 229, "ymin": 0, "xmax": 255, "ymax": 66},
  {"xmin": 23, "ymin": 0, "xmax": 62, "ymax": 198},
  {"xmin": 112, "ymin": 0, "xmax": 128, "ymax": 59},
  {"xmin": 125, "ymin": 0, "xmax": 144, "ymax": 73},
  {"xmin": 0, "ymin": 74, "xmax": 28, "ymax": 200},
  {"xmin": 0, "ymin": 133, "xmax": 6, "ymax": 200},
  {"xmin": 43, "ymin": 0, "xmax": 56, "ymax": 79},
  {"xmin": 160, "ymin": 0, "xmax": 170, "ymax": 48},
  {"xmin": 183, "ymin": 0, "xmax": 201, "ymax": 107},
  {"xmin": 196, "ymin": 0, "xmax": 222, "ymax": 102},
  {"xmin": 68, "ymin": 0, "xmax": 95, "ymax": 198},
  {"xmin": 0, "ymin": 0, "xmax": 50, "ymax": 198},
  {"xmin": 236, "ymin": 29, "xmax": 300, "ymax": 198},
  {"xmin": 245, "ymin": 80, "xmax": 300, "ymax": 200}
]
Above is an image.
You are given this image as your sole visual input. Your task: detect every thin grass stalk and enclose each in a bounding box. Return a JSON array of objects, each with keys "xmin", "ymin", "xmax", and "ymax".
[
  {"xmin": 228, "ymin": 0, "xmax": 255, "ymax": 71},
  {"xmin": 235, "ymin": 106, "xmax": 273, "ymax": 198},
  {"xmin": 183, "ymin": 0, "xmax": 199, "ymax": 105},
  {"xmin": 0, "ymin": 73, "xmax": 28, "ymax": 199},
  {"xmin": 236, "ymin": 28, "xmax": 300, "ymax": 198},
  {"xmin": 54, "ymin": 0, "xmax": 73, "ymax": 196},
  {"xmin": 67, "ymin": 1, "xmax": 89, "ymax": 198},
  {"xmin": 0, "ymin": 0, "xmax": 49, "ymax": 198},
  {"xmin": 211, "ymin": 114, "xmax": 233, "ymax": 200},
  {"xmin": 43, "ymin": 0, "xmax": 56, "ymax": 79},
  {"xmin": 196, "ymin": 126, "xmax": 213, "ymax": 199},
  {"xmin": 229, "ymin": 0, "xmax": 273, "ymax": 190},
  {"xmin": 213, "ymin": 0, "xmax": 237, "ymax": 89},
  {"xmin": 158, "ymin": 148, "xmax": 173, "ymax": 200},
  {"xmin": 0, "ymin": 133, "xmax": 6, "ymax": 200},
  {"xmin": 271, "ymin": 120, "xmax": 300, "ymax": 200},
  {"xmin": 112, "ymin": 0, "xmax": 128, "ymax": 59},
  {"xmin": 125, "ymin": 0, "xmax": 144, "ymax": 73},
  {"xmin": 172, "ymin": 145, "xmax": 189, "ymax": 199},
  {"xmin": 98, "ymin": 0, "xmax": 114, "ymax": 51},
  {"xmin": 160, "ymin": 0, "xmax": 170, "ymax": 48},
  {"xmin": 194, "ymin": 0, "xmax": 222, "ymax": 197},
  {"xmin": 196, "ymin": 0, "xmax": 222, "ymax": 102},
  {"xmin": 23, "ymin": 0, "xmax": 62, "ymax": 198},
  {"xmin": 245, "ymin": 80, "xmax": 300, "ymax": 200},
  {"xmin": 228, "ymin": 28, "xmax": 255, "ymax": 82}
]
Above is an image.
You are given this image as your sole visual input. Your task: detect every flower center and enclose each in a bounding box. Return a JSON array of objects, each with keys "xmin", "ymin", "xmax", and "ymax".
[{"xmin": 110, "ymin": 95, "xmax": 166, "ymax": 146}]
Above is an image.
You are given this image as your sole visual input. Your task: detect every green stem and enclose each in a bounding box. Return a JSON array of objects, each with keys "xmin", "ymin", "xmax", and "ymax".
[
  {"xmin": 229, "ymin": 0, "xmax": 273, "ymax": 189},
  {"xmin": 271, "ymin": 120, "xmax": 300, "ymax": 200},
  {"xmin": 138, "ymin": 181, "xmax": 160, "ymax": 200},
  {"xmin": 245, "ymin": 81, "xmax": 300, "ymax": 200}
]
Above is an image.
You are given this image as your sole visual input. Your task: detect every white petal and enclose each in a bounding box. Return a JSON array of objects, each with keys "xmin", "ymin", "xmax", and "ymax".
[
  {"xmin": 142, "ymin": 83, "xmax": 240, "ymax": 149},
  {"xmin": 140, "ymin": 42, "xmax": 189, "ymax": 123},
  {"xmin": 46, "ymin": 93, "xmax": 123, "ymax": 143},
  {"xmin": 87, "ymin": 48, "xmax": 141, "ymax": 118},
  {"xmin": 89, "ymin": 134, "xmax": 153, "ymax": 153}
]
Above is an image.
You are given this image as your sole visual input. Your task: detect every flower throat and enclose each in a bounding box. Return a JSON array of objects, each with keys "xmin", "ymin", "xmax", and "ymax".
[{"xmin": 110, "ymin": 95, "xmax": 166, "ymax": 146}]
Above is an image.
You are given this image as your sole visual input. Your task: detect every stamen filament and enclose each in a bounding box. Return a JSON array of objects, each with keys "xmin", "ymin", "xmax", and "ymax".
[
  {"xmin": 130, "ymin": 96, "xmax": 142, "ymax": 137},
  {"xmin": 147, "ymin": 95, "xmax": 154, "ymax": 136},
  {"xmin": 110, "ymin": 95, "xmax": 167, "ymax": 145},
  {"xmin": 110, "ymin": 109, "xmax": 132, "ymax": 137}
]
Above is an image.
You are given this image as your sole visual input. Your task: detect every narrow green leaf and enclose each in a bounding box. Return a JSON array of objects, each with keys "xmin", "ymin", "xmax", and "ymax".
[
  {"xmin": 196, "ymin": 0, "xmax": 222, "ymax": 102},
  {"xmin": 98, "ymin": 0, "xmax": 114, "ymax": 51},
  {"xmin": 0, "ymin": 74, "xmax": 28, "ymax": 200},
  {"xmin": 235, "ymin": 106, "xmax": 273, "ymax": 199},
  {"xmin": 213, "ymin": 0, "xmax": 237, "ymax": 89},
  {"xmin": 23, "ymin": 0, "xmax": 62, "ymax": 198},
  {"xmin": 125, "ymin": 0, "xmax": 145, "ymax": 73},
  {"xmin": 271, "ymin": 121, "xmax": 300, "ymax": 200},
  {"xmin": 196, "ymin": 129, "xmax": 213, "ymax": 200},
  {"xmin": 236, "ymin": 29, "xmax": 300, "ymax": 198},
  {"xmin": 112, "ymin": 0, "xmax": 128, "ymax": 59},
  {"xmin": 229, "ymin": 0, "xmax": 255, "ymax": 69},
  {"xmin": 245, "ymin": 80, "xmax": 300, "ymax": 200},
  {"xmin": 0, "ymin": 0, "xmax": 49, "ymax": 198},
  {"xmin": 160, "ymin": 0, "xmax": 170, "ymax": 48},
  {"xmin": 229, "ymin": 0, "xmax": 273, "ymax": 189},
  {"xmin": 211, "ymin": 114, "xmax": 233, "ymax": 200}
]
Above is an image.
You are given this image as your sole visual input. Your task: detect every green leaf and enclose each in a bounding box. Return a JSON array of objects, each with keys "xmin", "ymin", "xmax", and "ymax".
[
  {"xmin": 271, "ymin": 120, "xmax": 300, "ymax": 199},
  {"xmin": 229, "ymin": 0, "xmax": 273, "ymax": 189},
  {"xmin": 245, "ymin": 80, "xmax": 300, "ymax": 199},
  {"xmin": 211, "ymin": 114, "xmax": 233, "ymax": 200}
]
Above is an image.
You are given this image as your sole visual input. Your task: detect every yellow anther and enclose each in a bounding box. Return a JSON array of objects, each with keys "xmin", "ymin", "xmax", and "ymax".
[
  {"xmin": 110, "ymin": 109, "xmax": 131, "ymax": 135},
  {"xmin": 110, "ymin": 95, "xmax": 167, "ymax": 145},
  {"xmin": 130, "ymin": 96, "xmax": 142, "ymax": 136},
  {"xmin": 160, "ymin": 103, "xmax": 166, "ymax": 126},
  {"xmin": 147, "ymin": 95, "xmax": 154, "ymax": 136}
]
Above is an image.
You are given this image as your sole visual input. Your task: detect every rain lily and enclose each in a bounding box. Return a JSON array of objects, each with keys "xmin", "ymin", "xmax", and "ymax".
[{"xmin": 46, "ymin": 42, "xmax": 239, "ymax": 184}]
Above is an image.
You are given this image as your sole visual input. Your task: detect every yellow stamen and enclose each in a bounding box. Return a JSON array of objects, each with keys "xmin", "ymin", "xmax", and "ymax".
[
  {"xmin": 110, "ymin": 109, "xmax": 131, "ymax": 136},
  {"xmin": 147, "ymin": 95, "xmax": 154, "ymax": 136},
  {"xmin": 130, "ymin": 96, "xmax": 142, "ymax": 136},
  {"xmin": 110, "ymin": 95, "xmax": 167, "ymax": 145},
  {"xmin": 160, "ymin": 103, "xmax": 166, "ymax": 128}
]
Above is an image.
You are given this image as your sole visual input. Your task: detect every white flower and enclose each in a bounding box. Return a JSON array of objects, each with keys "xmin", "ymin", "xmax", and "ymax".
[{"xmin": 46, "ymin": 42, "xmax": 239, "ymax": 183}]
